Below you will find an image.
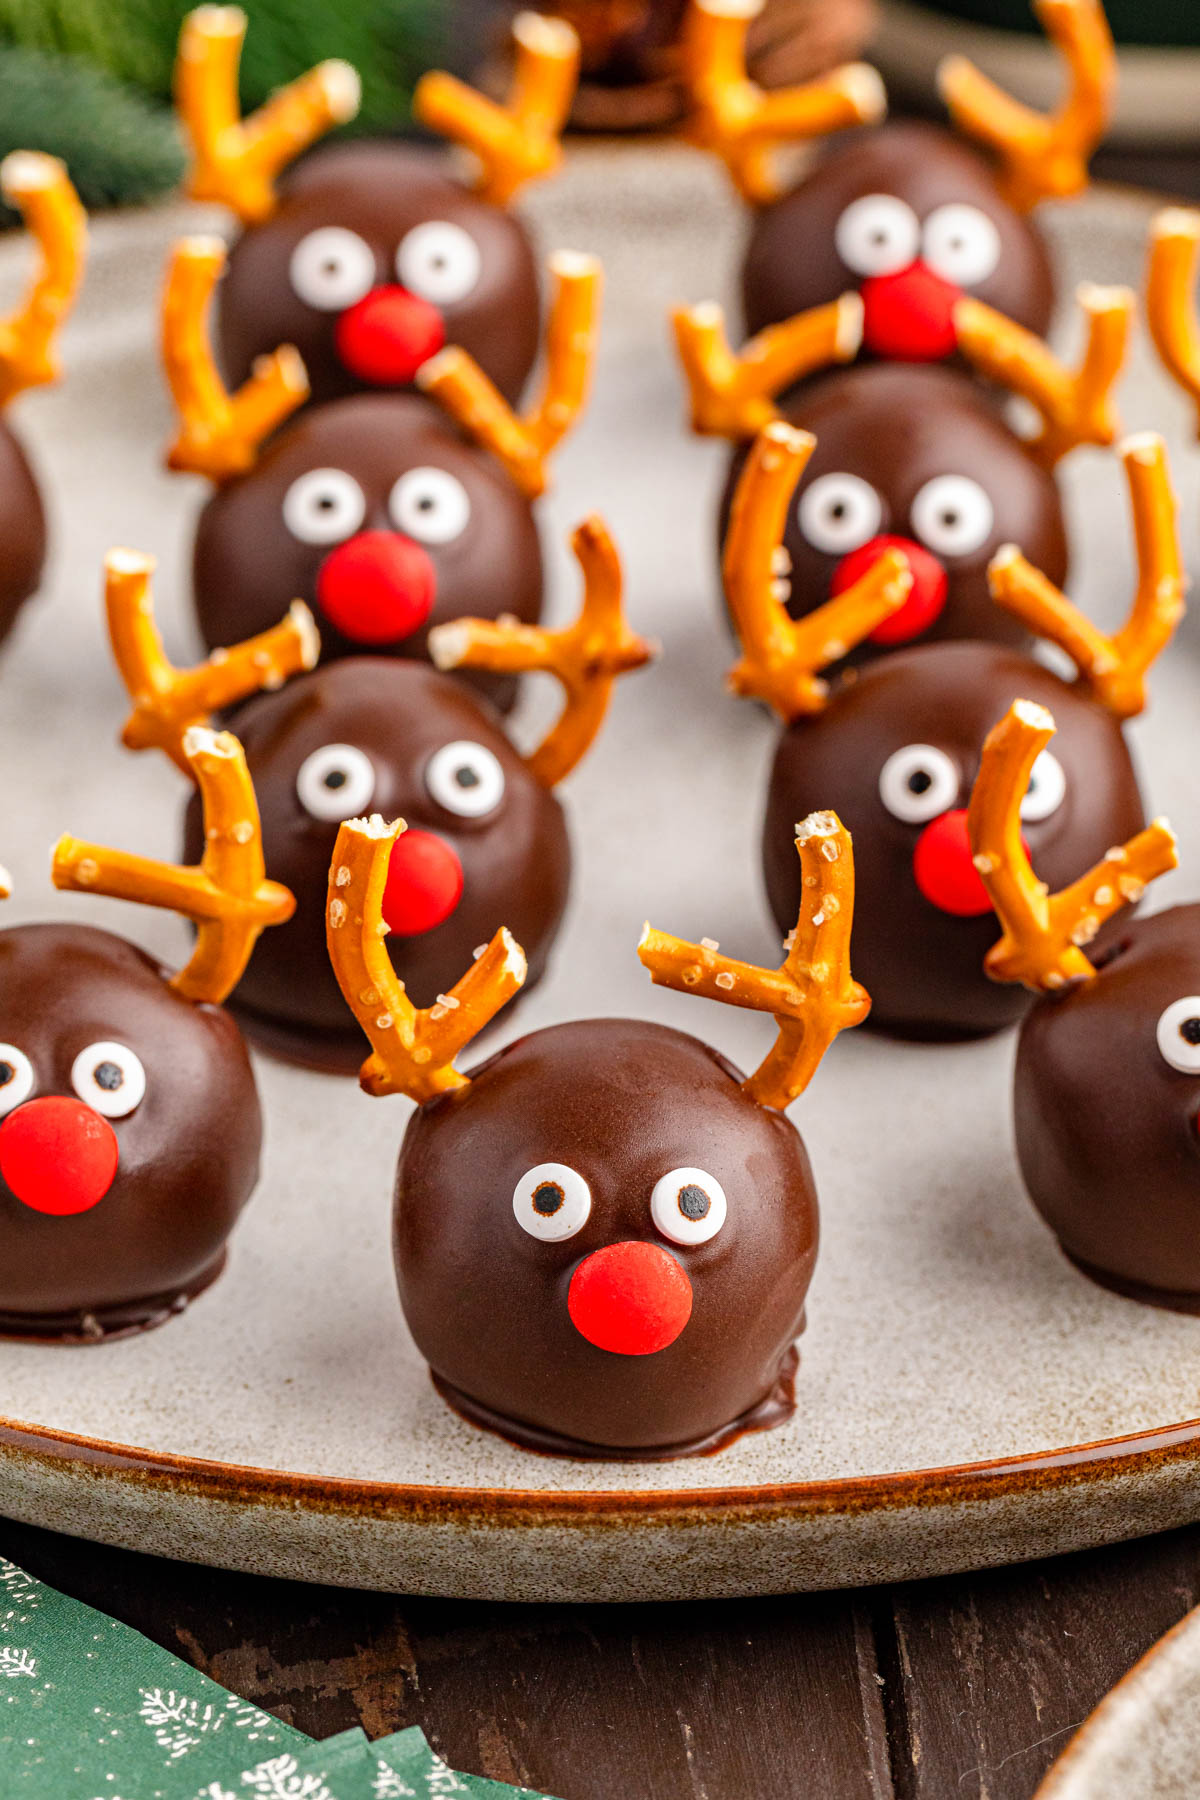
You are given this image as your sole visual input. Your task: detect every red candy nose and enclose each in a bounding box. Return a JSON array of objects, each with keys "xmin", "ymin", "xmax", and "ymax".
[
  {"xmin": 383, "ymin": 828, "xmax": 464, "ymax": 936},
  {"xmin": 568, "ymin": 1240, "xmax": 693, "ymax": 1356},
  {"xmin": 316, "ymin": 530, "xmax": 436, "ymax": 646},
  {"xmin": 334, "ymin": 285, "xmax": 446, "ymax": 386},
  {"xmin": 860, "ymin": 262, "xmax": 961, "ymax": 362},
  {"xmin": 0, "ymin": 1097, "xmax": 118, "ymax": 1216},
  {"xmin": 832, "ymin": 534, "xmax": 948, "ymax": 646},
  {"xmin": 912, "ymin": 808, "xmax": 995, "ymax": 917}
]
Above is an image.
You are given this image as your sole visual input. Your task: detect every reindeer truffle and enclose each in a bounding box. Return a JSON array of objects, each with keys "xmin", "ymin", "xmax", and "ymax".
[
  {"xmin": 0, "ymin": 730, "xmax": 293, "ymax": 1340},
  {"xmin": 175, "ymin": 6, "xmax": 578, "ymax": 407},
  {"xmin": 325, "ymin": 809, "xmax": 868, "ymax": 1458},
  {"xmin": 682, "ymin": 0, "xmax": 1113, "ymax": 359},
  {"xmin": 966, "ymin": 700, "xmax": 1200, "ymax": 1310},
  {"xmin": 0, "ymin": 153, "xmax": 85, "ymax": 650},
  {"xmin": 724, "ymin": 422, "xmax": 1182, "ymax": 1039},
  {"xmin": 164, "ymin": 237, "xmax": 600, "ymax": 711}
]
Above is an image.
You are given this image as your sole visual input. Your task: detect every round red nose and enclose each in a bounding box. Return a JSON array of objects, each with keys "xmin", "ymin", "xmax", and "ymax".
[
  {"xmin": 315, "ymin": 530, "xmax": 436, "ymax": 646},
  {"xmin": 383, "ymin": 829, "xmax": 464, "ymax": 937},
  {"xmin": 0, "ymin": 1096, "xmax": 119, "ymax": 1216},
  {"xmin": 832, "ymin": 534, "xmax": 948, "ymax": 645},
  {"xmin": 912, "ymin": 808, "xmax": 994, "ymax": 917},
  {"xmin": 860, "ymin": 262, "xmax": 961, "ymax": 362},
  {"xmin": 567, "ymin": 1240, "xmax": 693, "ymax": 1356},
  {"xmin": 334, "ymin": 285, "xmax": 446, "ymax": 386}
]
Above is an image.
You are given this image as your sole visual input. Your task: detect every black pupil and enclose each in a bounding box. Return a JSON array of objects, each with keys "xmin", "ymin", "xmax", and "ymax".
[
  {"xmin": 907, "ymin": 769, "xmax": 933, "ymax": 795},
  {"xmin": 454, "ymin": 765, "xmax": 480, "ymax": 789},
  {"xmin": 324, "ymin": 769, "xmax": 348, "ymax": 791},
  {"xmin": 417, "ymin": 495, "xmax": 435, "ymax": 511},
  {"xmin": 830, "ymin": 501, "xmax": 847, "ymax": 520},
  {"xmin": 533, "ymin": 1182, "xmax": 563, "ymax": 1216},
  {"xmin": 0, "ymin": 1061, "xmax": 13, "ymax": 1087},
  {"xmin": 95, "ymin": 1062, "xmax": 123, "ymax": 1092},
  {"xmin": 1181, "ymin": 1019, "xmax": 1200, "ymax": 1047},
  {"xmin": 316, "ymin": 495, "xmax": 336, "ymax": 511},
  {"xmin": 678, "ymin": 1184, "xmax": 710, "ymax": 1221},
  {"xmin": 941, "ymin": 510, "xmax": 959, "ymax": 528}
]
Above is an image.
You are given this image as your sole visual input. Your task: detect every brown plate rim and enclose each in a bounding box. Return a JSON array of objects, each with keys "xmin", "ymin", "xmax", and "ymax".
[{"xmin": 2, "ymin": 1409, "xmax": 1200, "ymax": 1526}]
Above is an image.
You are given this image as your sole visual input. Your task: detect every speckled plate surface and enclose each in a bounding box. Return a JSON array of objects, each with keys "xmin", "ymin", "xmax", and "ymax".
[
  {"xmin": 1036, "ymin": 1606, "xmax": 1200, "ymax": 1798},
  {"xmin": 2, "ymin": 149, "xmax": 1200, "ymax": 1601}
]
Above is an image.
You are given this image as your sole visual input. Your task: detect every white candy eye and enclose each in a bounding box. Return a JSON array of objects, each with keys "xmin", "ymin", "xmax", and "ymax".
[
  {"xmin": 0, "ymin": 1045, "xmax": 34, "ymax": 1117},
  {"xmin": 798, "ymin": 472, "xmax": 883, "ymax": 556},
  {"xmin": 296, "ymin": 743, "xmax": 376, "ymax": 821},
  {"xmin": 1157, "ymin": 998, "xmax": 1200, "ymax": 1074},
  {"xmin": 282, "ymin": 468, "xmax": 366, "ymax": 546},
  {"xmin": 425, "ymin": 740, "xmax": 506, "ymax": 819},
  {"xmin": 921, "ymin": 203, "xmax": 1001, "ymax": 288},
  {"xmin": 834, "ymin": 193, "xmax": 920, "ymax": 278},
  {"xmin": 513, "ymin": 1162, "xmax": 592, "ymax": 1241},
  {"xmin": 1019, "ymin": 750, "xmax": 1066, "ymax": 823},
  {"xmin": 910, "ymin": 474, "xmax": 994, "ymax": 558},
  {"xmin": 289, "ymin": 227, "xmax": 376, "ymax": 311},
  {"xmin": 879, "ymin": 744, "xmax": 960, "ymax": 824},
  {"xmin": 396, "ymin": 220, "xmax": 481, "ymax": 306},
  {"xmin": 389, "ymin": 466, "xmax": 471, "ymax": 545},
  {"xmin": 70, "ymin": 1042, "xmax": 145, "ymax": 1119},
  {"xmin": 650, "ymin": 1167, "xmax": 727, "ymax": 1247}
]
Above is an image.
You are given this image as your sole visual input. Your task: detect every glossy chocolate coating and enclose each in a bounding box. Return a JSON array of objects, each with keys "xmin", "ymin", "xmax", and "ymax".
[
  {"xmin": 0, "ymin": 924, "xmax": 260, "ymax": 1338},
  {"xmin": 395, "ymin": 1018, "xmax": 817, "ymax": 1456},
  {"xmin": 0, "ymin": 421, "xmax": 47, "ymax": 649},
  {"xmin": 764, "ymin": 644, "xmax": 1145, "ymax": 1039},
  {"xmin": 192, "ymin": 393, "xmax": 542, "ymax": 713},
  {"xmin": 720, "ymin": 364, "xmax": 1066, "ymax": 664},
  {"xmin": 742, "ymin": 122, "xmax": 1054, "ymax": 345},
  {"xmin": 219, "ymin": 144, "xmax": 540, "ymax": 408},
  {"xmin": 187, "ymin": 660, "xmax": 570, "ymax": 1071},
  {"xmin": 1015, "ymin": 905, "xmax": 1200, "ymax": 1311}
]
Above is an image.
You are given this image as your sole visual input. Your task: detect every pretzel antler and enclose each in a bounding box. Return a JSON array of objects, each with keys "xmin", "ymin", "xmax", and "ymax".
[
  {"xmin": 417, "ymin": 250, "xmax": 599, "ymax": 499},
  {"xmin": 0, "ymin": 153, "xmax": 86, "ymax": 408},
  {"xmin": 53, "ymin": 727, "xmax": 294, "ymax": 1005},
  {"xmin": 968, "ymin": 700, "xmax": 1177, "ymax": 993},
  {"xmin": 105, "ymin": 547, "xmax": 319, "ymax": 776},
  {"xmin": 673, "ymin": 294, "xmax": 863, "ymax": 439},
  {"xmin": 640, "ymin": 811, "xmax": 868, "ymax": 1109},
  {"xmin": 415, "ymin": 11, "xmax": 579, "ymax": 209},
  {"xmin": 163, "ymin": 236, "xmax": 309, "ymax": 481},
  {"xmin": 953, "ymin": 282, "xmax": 1132, "ymax": 468},
  {"xmin": 723, "ymin": 422, "xmax": 912, "ymax": 720},
  {"xmin": 429, "ymin": 517, "xmax": 653, "ymax": 787},
  {"xmin": 175, "ymin": 5, "xmax": 360, "ymax": 226},
  {"xmin": 327, "ymin": 815, "xmax": 526, "ymax": 1102},
  {"xmin": 988, "ymin": 433, "xmax": 1184, "ymax": 721},
  {"xmin": 1146, "ymin": 209, "xmax": 1200, "ymax": 438},
  {"xmin": 938, "ymin": 0, "xmax": 1115, "ymax": 213},
  {"xmin": 682, "ymin": 0, "xmax": 885, "ymax": 207}
]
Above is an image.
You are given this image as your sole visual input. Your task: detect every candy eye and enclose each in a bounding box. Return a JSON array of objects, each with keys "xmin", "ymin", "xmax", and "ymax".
[
  {"xmin": 834, "ymin": 193, "xmax": 920, "ymax": 278},
  {"xmin": 388, "ymin": 466, "xmax": 471, "ymax": 546},
  {"xmin": 878, "ymin": 744, "xmax": 960, "ymax": 823},
  {"xmin": 798, "ymin": 471, "xmax": 883, "ymax": 555},
  {"xmin": 921, "ymin": 203, "xmax": 1001, "ymax": 288},
  {"xmin": 0, "ymin": 1045, "xmax": 34, "ymax": 1118},
  {"xmin": 289, "ymin": 227, "xmax": 376, "ymax": 312},
  {"xmin": 425, "ymin": 740, "xmax": 506, "ymax": 819},
  {"xmin": 70, "ymin": 1042, "xmax": 145, "ymax": 1119},
  {"xmin": 296, "ymin": 743, "xmax": 376, "ymax": 821},
  {"xmin": 1157, "ymin": 998, "xmax": 1200, "ymax": 1074},
  {"xmin": 396, "ymin": 220, "xmax": 482, "ymax": 307},
  {"xmin": 282, "ymin": 468, "xmax": 367, "ymax": 546},
  {"xmin": 650, "ymin": 1167, "xmax": 727, "ymax": 1247},
  {"xmin": 1019, "ymin": 749, "xmax": 1066, "ymax": 823},
  {"xmin": 513, "ymin": 1162, "xmax": 592, "ymax": 1241},
  {"xmin": 910, "ymin": 474, "xmax": 994, "ymax": 558}
]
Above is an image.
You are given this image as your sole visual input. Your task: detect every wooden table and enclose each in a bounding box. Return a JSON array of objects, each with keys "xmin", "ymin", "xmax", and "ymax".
[{"xmin": 3, "ymin": 1514, "xmax": 1195, "ymax": 1799}]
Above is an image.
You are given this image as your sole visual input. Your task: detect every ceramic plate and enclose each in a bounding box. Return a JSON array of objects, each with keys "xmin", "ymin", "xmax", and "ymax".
[{"xmin": 1, "ymin": 152, "xmax": 1200, "ymax": 1601}]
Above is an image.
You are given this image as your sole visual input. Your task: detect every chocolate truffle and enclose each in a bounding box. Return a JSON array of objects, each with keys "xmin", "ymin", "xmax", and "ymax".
[
  {"xmin": 0, "ymin": 425, "xmax": 46, "ymax": 650},
  {"xmin": 326, "ymin": 809, "xmax": 867, "ymax": 1458},
  {"xmin": 720, "ymin": 363, "xmax": 1066, "ymax": 660},
  {"xmin": 0, "ymin": 924, "xmax": 260, "ymax": 1340}
]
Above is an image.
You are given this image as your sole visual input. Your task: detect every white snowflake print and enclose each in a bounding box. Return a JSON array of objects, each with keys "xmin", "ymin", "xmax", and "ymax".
[
  {"xmin": 0, "ymin": 1646, "xmax": 36, "ymax": 1678},
  {"xmin": 427, "ymin": 1755, "xmax": 471, "ymax": 1796},
  {"xmin": 140, "ymin": 1688, "xmax": 281, "ymax": 1762},
  {"xmin": 196, "ymin": 1787, "xmax": 239, "ymax": 1800},
  {"xmin": 371, "ymin": 1765, "xmax": 416, "ymax": 1798},
  {"xmin": 0, "ymin": 1562, "xmax": 39, "ymax": 1614},
  {"xmin": 237, "ymin": 1754, "xmax": 333, "ymax": 1799}
]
